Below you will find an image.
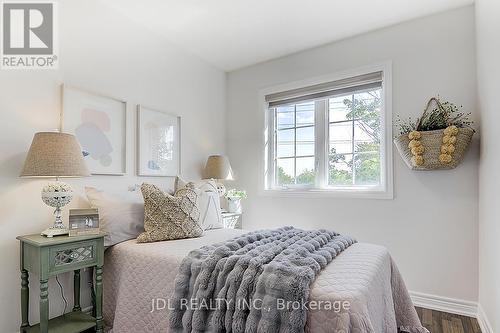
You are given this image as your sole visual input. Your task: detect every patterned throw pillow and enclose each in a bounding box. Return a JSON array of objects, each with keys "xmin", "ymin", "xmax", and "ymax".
[
  {"xmin": 175, "ymin": 176, "xmax": 223, "ymax": 230},
  {"xmin": 137, "ymin": 183, "xmax": 203, "ymax": 243}
]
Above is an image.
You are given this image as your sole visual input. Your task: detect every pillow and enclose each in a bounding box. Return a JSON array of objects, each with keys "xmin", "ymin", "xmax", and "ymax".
[
  {"xmin": 137, "ymin": 183, "xmax": 203, "ymax": 243},
  {"xmin": 175, "ymin": 176, "xmax": 223, "ymax": 230},
  {"xmin": 85, "ymin": 187, "xmax": 145, "ymax": 247}
]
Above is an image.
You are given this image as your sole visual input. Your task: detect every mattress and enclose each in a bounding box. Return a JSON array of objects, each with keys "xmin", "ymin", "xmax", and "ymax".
[{"xmin": 103, "ymin": 229, "xmax": 423, "ymax": 332}]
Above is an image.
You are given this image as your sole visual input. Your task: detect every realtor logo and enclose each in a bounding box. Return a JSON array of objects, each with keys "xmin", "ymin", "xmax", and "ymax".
[{"xmin": 1, "ymin": 1, "xmax": 58, "ymax": 69}]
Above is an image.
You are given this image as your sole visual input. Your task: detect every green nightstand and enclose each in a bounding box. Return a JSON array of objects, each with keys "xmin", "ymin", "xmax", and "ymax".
[{"xmin": 17, "ymin": 233, "xmax": 105, "ymax": 333}]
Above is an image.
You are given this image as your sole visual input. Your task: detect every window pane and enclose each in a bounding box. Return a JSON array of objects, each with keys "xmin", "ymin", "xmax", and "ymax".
[
  {"xmin": 329, "ymin": 122, "xmax": 353, "ymax": 154},
  {"xmin": 277, "ymin": 158, "xmax": 294, "ymax": 185},
  {"xmin": 328, "ymin": 153, "xmax": 352, "ymax": 186},
  {"xmin": 296, "ymin": 102, "xmax": 314, "ymax": 127},
  {"xmin": 296, "ymin": 126, "xmax": 314, "ymax": 156},
  {"xmin": 351, "ymin": 90, "xmax": 381, "ymax": 126},
  {"xmin": 277, "ymin": 105, "xmax": 294, "ymax": 129},
  {"xmin": 329, "ymin": 96, "xmax": 351, "ymax": 122},
  {"xmin": 353, "ymin": 88, "xmax": 381, "ymax": 154},
  {"xmin": 354, "ymin": 152, "xmax": 380, "ymax": 185},
  {"xmin": 296, "ymin": 157, "xmax": 315, "ymax": 185},
  {"xmin": 352, "ymin": 90, "xmax": 381, "ymax": 121},
  {"xmin": 277, "ymin": 129, "xmax": 294, "ymax": 158},
  {"xmin": 354, "ymin": 120, "xmax": 380, "ymax": 153}
]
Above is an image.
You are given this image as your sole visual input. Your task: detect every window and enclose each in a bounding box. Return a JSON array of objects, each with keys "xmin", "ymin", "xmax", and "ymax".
[
  {"xmin": 275, "ymin": 102, "xmax": 315, "ymax": 186},
  {"xmin": 264, "ymin": 67, "xmax": 392, "ymax": 197}
]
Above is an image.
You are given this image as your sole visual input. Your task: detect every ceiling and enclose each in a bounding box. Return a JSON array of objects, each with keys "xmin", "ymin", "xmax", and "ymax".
[{"xmin": 102, "ymin": 0, "xmax": 474, "ymax": 71}]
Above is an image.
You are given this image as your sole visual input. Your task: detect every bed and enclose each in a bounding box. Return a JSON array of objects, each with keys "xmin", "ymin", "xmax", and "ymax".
[{"xmin": 103, "ymin": 228, "xmax": 424, "ymax": 333}]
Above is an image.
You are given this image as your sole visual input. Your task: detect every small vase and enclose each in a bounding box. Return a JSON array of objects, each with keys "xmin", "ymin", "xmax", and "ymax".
[{"xmin": 227, "ymin": 198, "xmax": 242, "ymax": 214}]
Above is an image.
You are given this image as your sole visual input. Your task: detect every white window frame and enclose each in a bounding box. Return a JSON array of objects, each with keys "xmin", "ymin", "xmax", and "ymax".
[{"xmin": 260, "ymin": 62, "xmax": 393, "ymax": 199}]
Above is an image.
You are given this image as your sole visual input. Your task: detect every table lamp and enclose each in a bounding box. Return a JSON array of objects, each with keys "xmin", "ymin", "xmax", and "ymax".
[
  {"xmin": 203, "ymin": 155, "xmax": 233, "ymax": 196},
  {"xmin": 20, "ymin": 132, "xmax": 90, "ymax": 237}
]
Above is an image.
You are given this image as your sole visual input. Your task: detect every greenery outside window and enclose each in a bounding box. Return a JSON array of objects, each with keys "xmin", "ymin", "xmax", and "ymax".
[{"xmin": 264, "ymin": 66, "xmax": 393, "ymax": 198}]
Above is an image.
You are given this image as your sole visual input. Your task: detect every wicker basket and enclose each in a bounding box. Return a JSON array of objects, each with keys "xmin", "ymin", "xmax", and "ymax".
[{"xmin": 394, "ymin": 98, "xmax": 474, "ymax": 170}]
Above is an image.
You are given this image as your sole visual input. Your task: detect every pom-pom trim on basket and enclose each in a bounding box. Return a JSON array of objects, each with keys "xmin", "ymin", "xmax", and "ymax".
[
  {"xmin": 439, "ymin": 125, "xmax": 458, "ymax": 164},
  {"xmin": 408, "ymin": 131, "xmax": 424, "ymax": 166}
]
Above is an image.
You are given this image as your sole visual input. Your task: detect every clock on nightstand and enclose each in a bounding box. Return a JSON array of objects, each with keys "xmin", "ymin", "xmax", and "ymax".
[{"xmin": 221, "ymin": 212, "xmax": 242, "ymax": 229}]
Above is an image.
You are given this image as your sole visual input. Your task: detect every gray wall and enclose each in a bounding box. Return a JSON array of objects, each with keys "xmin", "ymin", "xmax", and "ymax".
[
  {"xmin": 226, "ymin": 6, "xmax": 478, "ymax": 302},
  {"xmin": 0, "ymin": 1, "xmax": 226, "ymax": 331},
  {"xmin": 476, "ymin": 0, "xmax": 500, "ymax": 330}
]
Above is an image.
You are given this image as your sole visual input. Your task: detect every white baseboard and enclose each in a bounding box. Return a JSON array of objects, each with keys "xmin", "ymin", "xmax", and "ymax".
[
  {"xmin": 410, "ymin": 291, "xmax": 496, "ymax": 333},
  {"xmin": 410, "ymin": 291, "xmax": 478, "ymax": 317},
  {"xmin": 477, "ymin": 303, "xmax": 494, "ymax": 333}
]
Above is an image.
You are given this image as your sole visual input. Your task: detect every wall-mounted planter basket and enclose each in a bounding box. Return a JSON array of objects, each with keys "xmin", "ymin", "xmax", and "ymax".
[
  {"xmin": 394, "ymin": 97, "xmax": 474, "ymax": 170},
  {"xmin": 394, "ymin": 127, "xmax": 473, "ymax": 170}
]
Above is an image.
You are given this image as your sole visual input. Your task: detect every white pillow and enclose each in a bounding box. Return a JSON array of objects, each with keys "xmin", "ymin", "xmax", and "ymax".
[
  {"xmin": 85, "ymin": 187, "xmax": 145, "ymax": 246},
  {"xmin": 175, "ymin": 176, "xmax": 223, "ymax": 230}
]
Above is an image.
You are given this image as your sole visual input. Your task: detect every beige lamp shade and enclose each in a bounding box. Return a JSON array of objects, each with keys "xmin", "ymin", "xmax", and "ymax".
[
  {"xmin": 203, "ymin": 155, "xmax": 234, "ymax": 180},
  {"xmin": 20, "ymin": 132, "xmax": 90, "ymax": 178}
]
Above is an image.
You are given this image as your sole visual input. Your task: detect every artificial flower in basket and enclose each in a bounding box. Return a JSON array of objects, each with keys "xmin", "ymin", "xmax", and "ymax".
[{"xmin": 394, "ymin": 97, "xmax": 474, "ymax": 170}]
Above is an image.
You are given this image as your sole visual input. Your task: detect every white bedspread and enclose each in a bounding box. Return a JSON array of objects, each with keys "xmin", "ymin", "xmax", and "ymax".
[{"xmin": 104, "ymin": 229, "xmax": 424, "ymax": 333}]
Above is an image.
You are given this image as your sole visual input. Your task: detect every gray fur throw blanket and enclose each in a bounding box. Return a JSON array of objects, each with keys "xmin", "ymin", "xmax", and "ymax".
[{"xmin": 169, "ymin": 226, "xmax": 356, "ymax": 333}]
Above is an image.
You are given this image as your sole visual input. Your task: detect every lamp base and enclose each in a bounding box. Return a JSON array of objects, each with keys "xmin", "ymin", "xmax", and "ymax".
[
  {"xmin": 41, "ymin": 206, "xmax": 69, "ymax": 237},
  {"xmin": 41, "ymin": 227, "xmax": 69, "ymax": 237}
]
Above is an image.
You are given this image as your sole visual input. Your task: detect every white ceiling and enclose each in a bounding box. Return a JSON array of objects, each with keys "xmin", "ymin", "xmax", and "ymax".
[{"xmin": 102, "ymin": 0, "xmax": 474, "ymax": 71}]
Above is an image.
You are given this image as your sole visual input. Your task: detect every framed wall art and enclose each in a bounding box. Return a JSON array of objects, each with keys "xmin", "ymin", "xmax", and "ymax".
[
  {"xmin": 61, "ymin": 85, "xmax": 127, "ymax": 175},
  {"xmin": 137, "ymin": 105, "xmax": 180, "ymax": 177}
]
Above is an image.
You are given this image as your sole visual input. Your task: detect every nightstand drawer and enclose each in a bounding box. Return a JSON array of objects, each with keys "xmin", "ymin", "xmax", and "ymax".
[{"xmin": 49, "ymin": 240, "xmax": 98, "ymax": 273}]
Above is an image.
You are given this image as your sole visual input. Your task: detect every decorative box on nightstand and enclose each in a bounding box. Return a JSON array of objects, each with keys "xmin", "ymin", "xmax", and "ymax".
[
  {"xmin": 221, "ymin": 212, "xmax": 242, "ymax": 229},
  {"xmin": 17, "ymin": 233, "xmax": 105, "ymax": 333}
]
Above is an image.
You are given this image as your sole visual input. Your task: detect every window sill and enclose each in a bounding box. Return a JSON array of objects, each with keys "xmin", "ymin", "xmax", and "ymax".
[{"xmin": 260, "ymin": 187, "xmax": 393, "ymax": 199}]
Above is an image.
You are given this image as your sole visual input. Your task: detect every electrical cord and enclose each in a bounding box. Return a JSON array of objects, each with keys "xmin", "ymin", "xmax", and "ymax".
[{"xmin": 55, "ymin": 275, "xmax": 68, "ymax": 316}]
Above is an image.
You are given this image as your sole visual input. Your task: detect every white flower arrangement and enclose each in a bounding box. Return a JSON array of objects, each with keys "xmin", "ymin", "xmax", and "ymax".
[{"xmin": 225, "ymin": 189, "xmax": 247, "ymax": 201}]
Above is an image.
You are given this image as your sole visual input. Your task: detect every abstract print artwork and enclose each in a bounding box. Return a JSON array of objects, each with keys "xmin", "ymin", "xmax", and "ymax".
[
  {"xmin": 62, "ymin": 86, "xmax": 127, "ymax": 175},
  {"xmin": 137, "ymin": 105, "xmax": 180, "ymax": 176}
]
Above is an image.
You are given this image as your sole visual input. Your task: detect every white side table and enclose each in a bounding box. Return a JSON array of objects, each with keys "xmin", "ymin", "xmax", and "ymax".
[{"xmin": 221, "ymin": 212, "xmax": 242, "ymax": 229}]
